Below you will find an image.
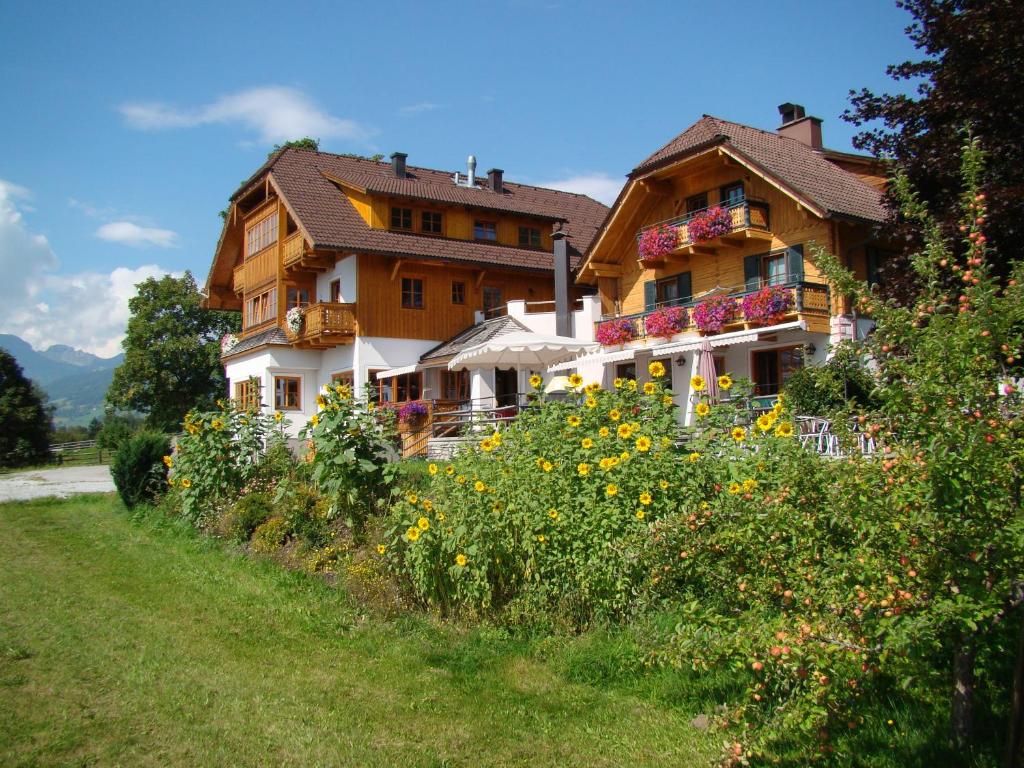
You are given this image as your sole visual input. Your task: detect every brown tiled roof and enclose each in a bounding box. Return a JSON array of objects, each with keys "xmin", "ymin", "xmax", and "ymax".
[
  {"xmin": 632, "ymin": 116, "xmax": 887, "ymax": 223},
  {"xmin": 260, "ymin": 149, "xmax": 609, "ymax": 271}
]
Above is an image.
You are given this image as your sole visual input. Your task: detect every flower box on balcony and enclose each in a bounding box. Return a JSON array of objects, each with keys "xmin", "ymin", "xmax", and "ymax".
[
  {"xmin": 637, "ymin": 225, "xmax": 678, "ymax": 263},
  {"xmin": 285, "ymin": 306, "xmax": 304, "ymax": 335},
  {"xmin": 397, "ymin": 400, "xmax": 428, "ymax": 427},
  {"xmin": 644, "ymin": 305, "xmax": 689, "ymax": 339},
  {"xmin": 741, "ymin": 285, "xmax": 794, "ymax": 326},
  {"xmin": 596, "ymin": 317, "xmax": 635, "ymax": 346},
  {"xmin": 687, "ymin": 206, "xmax": 732, "ymax": 244},
  {"xmin": 692, "ymin": 295, "xmax": 739, "ymax": 334}
]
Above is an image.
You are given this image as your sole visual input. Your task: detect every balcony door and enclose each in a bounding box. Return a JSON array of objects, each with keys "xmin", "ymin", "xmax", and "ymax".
[
  {"xmin": 752, "ymin": 346, "xmax": 804, "ymax": 396},
  {"xmin": 494, "ymin": 368, "xmax": 518, "ymax": 408}
]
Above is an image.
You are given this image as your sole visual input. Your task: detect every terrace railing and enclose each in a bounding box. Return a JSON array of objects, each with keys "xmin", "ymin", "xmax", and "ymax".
[{"xmin": 636, "ymin": 197, "xmax": 770, "ymax": 251}]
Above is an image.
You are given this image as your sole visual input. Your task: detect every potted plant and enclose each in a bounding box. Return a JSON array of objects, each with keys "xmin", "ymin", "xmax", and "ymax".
[
  {"xmin": 644, "ymin": 305, "xmax": 689, "ymax": 338},
  {"xmin": 692, "ymin": 295, "xmax": 739, "ymax": 334},
  {"xmin": 741, "ymin": 285, "xmax": 794, "ymax": 326},
  {"xmin": 596, "ymin": 317, "xmax": 636, "ymax": 346},
  {"xmin": 637, "ymin": 225, "xmax": 678, "ymax": 263},
  {"xmin": 285, "ymin": 306, "xmax": 304, "ymax": 335},
  {"xmin": 220, "ymin": 333, "xmax": 239, "ymax": 356},
  {"xmin": 397, "ymin": 400, "xmax": 428, "ymax": 427},
  {"xmin": 687, "ymin": 206, "xmax": 733, "ymax": 244}
]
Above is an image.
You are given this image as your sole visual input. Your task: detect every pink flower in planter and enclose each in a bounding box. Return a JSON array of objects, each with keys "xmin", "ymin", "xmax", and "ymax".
[
  {"xmin": 692, "ymin": 295, "xmax": 739, "ymax": 334},
  {"xmin": 644, "ymin": 306, "xmax": 689, "ymax": 338},
  {"xmin": 687, "ymin": 206, "xmax": 733, "ymax": 243},
  {"xmin": 637, "ymin": 225, "xmax": 678, "ymax": 261},
  {"xmin": 741, "ymin": 286, "xmax": 794, "ymax": 325},
  {"xmin": 596, "ymin": 318, "xmax": 636, "ymax": 346}
]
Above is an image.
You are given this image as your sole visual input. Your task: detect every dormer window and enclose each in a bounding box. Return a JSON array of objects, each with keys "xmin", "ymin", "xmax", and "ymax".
[
  {"xmin": 474, "ymin": 220, "xmax": 497, "ymax": 241},
  {"xmin": 720, "ymin": 183, "xmax": 745, "ymax": 207},
  {"xmin": 390, "ymin": 207, "xmax": 413, "ymax": 230},
  {"xmin": 421, "ymin": 211, "xmax": 443, "ymax": 235},
  {"xmin": 518, "ymin": 226, "xmax": 541, "ymax": 248}
]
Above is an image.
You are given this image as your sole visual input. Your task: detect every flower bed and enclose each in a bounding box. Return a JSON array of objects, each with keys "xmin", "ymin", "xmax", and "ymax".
[
  {"xmin": 637, "ymin": 225, "xmax": 678, "ymax": 262},
  {"xmin": 596, "ymin": 317, "xmax": 636, "ymax": 346},
  {"xmin": 687, "ymin": 206, "xmax": 732, "ymax": 243},
  {"xmin": 644, "ymin": 305, "xmax": 689, "ymax": 338},
  {"xmin": 741, "ymin": 285, "xmax": 794, "ymax": 325},
  {"xmin": 692, "ymin": 295, "xmax": 739, "ymax": 334}
]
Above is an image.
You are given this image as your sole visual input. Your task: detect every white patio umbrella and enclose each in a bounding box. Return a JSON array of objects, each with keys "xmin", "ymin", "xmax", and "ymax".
[{"xmin": 447, "ymin": 332, "xmax": 598, "ymax": 371}]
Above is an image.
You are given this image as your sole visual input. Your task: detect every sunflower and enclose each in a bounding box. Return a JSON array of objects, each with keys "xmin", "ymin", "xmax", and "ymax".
[
  {"xmin": 662, "ymin": 395, "xmax": 674, "ymax": 407},
  {"xmin": 491, "ymin": 432, "xmax": 502, "ymax": 446},
  {"xmin": 742, "ymin": 478, "xmax": 758, "ymax": 492},
  {"xmin": 417, "ymin": 516, "xmax": 430, "ymax": 531},
  {"xmin": 648, "ymin": 360, "xmax": 666, "ymax": 378},
  {"xmin": 613, "ymin": 377, "xmax": 624, "ymax": 389},
  {"xmin": 599, "ymin": 426, "xmax": 611, "ymax": 438},
  {"xmin": 423, "ymin": 499, "xmax": 433, "ymax": 512},
  {"xmin": 639, "ymin": 491, "xmax": 652, "ymax": 506},
  {"xmin": 376, "ymin": 544, "xmax": 386, "ymax": 555},
  {"xmin": 619, "ymin": 451, "xmax": 631, "ymax": 461},
  {"xmin": 480, "ymin": 438, "xmax": 495, "ymax": 452},
  {"xmin": 598, "ymin": 457, "xmax": 613, "ymax": 471},
  {"xmin": 775, "ymin": 421, "xmax": 795, "ymax": 438},
  {"xmin": 627, "ymin": 380, "xmax": 637, "ymax": 391},
  {"xmin": 636, "ymin": 509, "xmax": 646, "ymax": 520},
  {"xmin": 162, "ymin": 455, "xmax": 174, "ymax": 468},
  {"xmin": 617, "ymin": 423, "xmax": 634, "ymax": 439},
  {"xmin": 445, "ymin": 465, "xmax": 455, "ymax": 476},
  {"xmin": 274, "ymin": 411, "xmax": 284, "ymax": 423},
  {"xmin": 167, "ymin": 477, "xmax": 176, "ymax": 487},
  {"xmin": 316, "ymin": 395, "xmax": 326, "ymax": 408},
  {"xmin": 756, "ymin": 413, "xmax": 776, "ymax": 432},
  {"xmin": 541, "ymin": 460, "xmax": 553, "ymax": 472},
  {"xmin": 695, "ymin": 402, "xmax": 711, "ymax": 418},
  {"xmin": 659, "ymin": 479, "xmax": 670, "ymax": 490},
  {"xmin": 567, "ymin": 415, "xmax": 581, "ymax": 428},
  {"xmin": 406, "ymin": 493, "xmax": 419, "ymax": 504},
  {"xmin": 310, "ymin": 414, "xmax": 320, "ymax": 427},
  {"xmin": 585, "ymin": 395, "xmax": 598, "ymax": 409},
  {"xmin": 581, "ymin": 437, "xmax": 594, "ymax": 449},
  {"xmin": 428, "ymin": 463, "xmax": 439, "ymax": 475},
  {"xmin": 605, "ymin": 484, "xmax": 619, "ymax": 497},
  {"xmin": 180, "ymin": 477, "xmax": 192, "ymax": 489},
  {"xmin": 455, "ymin": 553, "xmax": 468, "ymax": 567},
  {"xmin": 690, "ymin": 375, "xmax": 706, "ymax": 392},
  {"xmin": 728, "ymin": 482, "xmax": 742, "ymax": 495},
  {"xmin": 568, "ymin": 373, "xmax": 583, "ymax": 388},
  {"xmin": 436, "ymin": 512, "xmax": 445, "ymax": 521},
  {"xmin": 585, "ymin": 382, "xmax": 601, "ymax": 394},
  {"xmin": 577, "ymin": 462, "xmax": 591, "ymax": 476},
  {"xmin": 608, "ymin": 408, "xmax": 621, "ymax": 421},
  {"xmin": 731, "ymin": 426, "xmax": 746, "ymax": 442},
  {"xmin": 688, "ymin": 451, "xmax": 701, "ymax": 462},
  {"xmin": 635, "ymin": 435, "xmax": 652, "ymax": 452},
  {"xmin": 537, "ymin": 534, "xmax": 546, "ymax": 543},
  {"xmin": 548, "ymin": 508, "xmax": 559, "ymax": 519},
  {"xmin": 529, "ymin": 374, "xmax": 543, "ymax": 389},
  {"xmin": 474, "ymin": 480, "xmax": 486, "ymax": 492},
  {"xmin": 211, "ymin": 418, "xmax": 225, "ymax": 431},
  {"xmin": 717, "ymin": 374, "xmax": 733, "ymax": 390},
  {"xmin": 406, "ymin": 526, "xmax": 421, "ymax": 542},
  {"xmin": 643, "ymin": 382, "xmax": 657, "ymax": 395}
]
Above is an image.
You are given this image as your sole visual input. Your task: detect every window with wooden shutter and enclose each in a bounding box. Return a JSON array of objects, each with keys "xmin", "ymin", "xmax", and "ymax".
[{"xmin": 643, "ymin": 281, "xmax": 657, "ymax": 312}]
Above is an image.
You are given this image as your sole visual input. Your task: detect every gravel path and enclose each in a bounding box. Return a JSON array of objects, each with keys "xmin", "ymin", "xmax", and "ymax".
[{"xmin": 0, "ymin": 465, "xmax": 116, "ymax": 502}]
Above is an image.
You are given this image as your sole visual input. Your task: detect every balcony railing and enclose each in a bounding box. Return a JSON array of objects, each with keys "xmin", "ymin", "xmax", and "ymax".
[
  {"xmin": 232, "ymin": 264, "xmax": 246, "ymax": 295},
  {"xmin": 598, "ymin": 279, "xmax": 830, "ymax": 343},
  {"xmin": 297, "ymin": 302, "xmax": 357, "ymax": 344},
  {"xmin": 282, "ymin": 232, "xmax": 305, "ymax": 268},
  {"xmin": 636, "ymin": 197, "xmax": 771, "ymax": 255}
]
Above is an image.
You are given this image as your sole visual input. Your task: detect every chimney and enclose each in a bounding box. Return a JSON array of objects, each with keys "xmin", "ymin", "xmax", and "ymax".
[
  {"xmin": 777, "ymin": 103, "xmax": 823, "ymax": 149},
  {"xmin": 553, "ymin": 230, "xmax": 571, "ymax": 337},
  {"xmin": 466, "ymin": 155, "xmax": 477, "ymax": 187},
  {"xmin": 487, "ymin": 168, "xmax": 504, "ymax": 194},
  {"xmin": 390, "ymin": 152, "xmax": 407, "ymax": 179}
]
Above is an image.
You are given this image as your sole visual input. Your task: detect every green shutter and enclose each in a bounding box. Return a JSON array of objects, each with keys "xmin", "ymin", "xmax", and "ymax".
[
  {"xmin": 787, "ymin": 245, "xmax": 805, "ymax": 283},
  {"xmin": 643, "ymin": 281, "xmax": 657, "ymax": 311},
  {"xmin": 675, "ymin": 271, "xmax": 692, "ymax": 304},
  {"xmin": 743, "ymin": 255, "xmax": 760, "ymax": 290}
]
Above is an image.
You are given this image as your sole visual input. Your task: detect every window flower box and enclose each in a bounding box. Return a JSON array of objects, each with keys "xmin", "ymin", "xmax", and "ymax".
[
  {"xmin": 687, "ymin": 206, "xmax": 732, "ymax": 243},
  {"xmin": 644, "ymin": 305, "xmax": 689, "ymax": 338},
  {"xmin": 637, "ymin": 225, "xmax": 678, "ymax": 262},
  {"xmin": 596, "ymin": 317, "xmax": 636, "ymax": 346},
  {"xmin": 285, "ymin": 306, "xmax": 304, "ymax": 334},
  {"xmin": 398, "ymin": 400, "xmax": 428, "ymax": 426},
  {"xmin": 741, "ymin": 285, "xmax": 794, "ymax": 326},
  {"xmin": 692, "ymin": 295, "xmax": 739, "ymax": 334}
]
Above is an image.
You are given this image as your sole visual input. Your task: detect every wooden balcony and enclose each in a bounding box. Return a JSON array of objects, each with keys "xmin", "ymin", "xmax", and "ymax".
[
  {"xmin": 234, "ymin": 246, "xmax": 277, "ymax": 295},
  {"xmin": 282, "ymin": 232, "xmax": 334, "ymax": 273},
  {"xmin": 282, "ymin": 232, "xmax": 305, "ymax": 268},
  {"xmin": 637, "ymin": 198, "xmax": 772, "ymax": 261},
  {"xmin": 598, "ymin": 280, "xmax": 832, "ymax": 341},
  {"xmin": 291, "ymin": 302, "xmax": 357, "ymax": 348}
]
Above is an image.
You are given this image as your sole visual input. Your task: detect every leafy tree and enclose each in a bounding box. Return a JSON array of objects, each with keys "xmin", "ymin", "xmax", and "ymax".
[
  {"xmin": 782, "ymin": 342, "xmax": 879, "ymax": 417},
  {"xmin": 96, "ymin": 410, "xmax": 144, "ymax": 451},
  {"xmin": 269, "ymin": 137, "xmax": 320, "ymax": 157},
  {"xmin": 0, "ymin": 349, "xmax": 53, "ymax": 467},
  {"xmin": 107, "ymin": 272, "xmax": 239, "ymax": 431},
  {"xmin": 844, "ymin": 0, "xmax": 1024, "ymax": 299}
]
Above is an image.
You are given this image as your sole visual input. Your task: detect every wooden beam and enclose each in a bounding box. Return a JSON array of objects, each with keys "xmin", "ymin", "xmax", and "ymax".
[
  {"xmin": 589, "ymin": 262, "xmax": 623, "ymax": 278},
  {"xmin": 638, "ymin": 178, "xmax": 673, "ymax": 195},
  {"xmin": 390, "ymin": 259, "xmax": 404, "ymax": 282},
  {"xmin": 475, "ymin": 269, "xmax": 487, "ymax": 288},
  {"xmin": 684, "ymin": 245, "xmax": 717, "ymax": 257}
]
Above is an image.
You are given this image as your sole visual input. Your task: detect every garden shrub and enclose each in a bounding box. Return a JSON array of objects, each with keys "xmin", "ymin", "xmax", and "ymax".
[
  {"xmin": 225, "ymin": 493, "xmax": 274, "ymax": 542},
  {"xmin": 251, "ymin": 515, "xmax": 289, "ymax": 554},
  {"xmin": 111, "ymin": 431, "xmax": 170, "ymax": 509},
  {"xmin": 782, "ymin": 341, "xmax": 878, "ymax": 417},
  {"xmin": 273, "ymin": 480, "xmax": 333, "ymax": 547},
  {"xmin": 384, "ymin": 367, "xmax": 709, "ymax": 625}
]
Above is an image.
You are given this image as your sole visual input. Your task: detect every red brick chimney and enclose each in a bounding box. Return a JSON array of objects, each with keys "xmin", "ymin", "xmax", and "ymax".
[{"xmin": 777, "ymin": 103, "xmax": 822, "ymax": 150}]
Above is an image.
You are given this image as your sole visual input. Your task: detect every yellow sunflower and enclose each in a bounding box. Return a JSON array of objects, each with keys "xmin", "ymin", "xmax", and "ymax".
[
  {"xmin": 581, "ymin": 437, "xmax": 594, "ymax": 449},
  {"xmin": 627, "ymin": 380, "xmax": 637, "ymax": 391},
  {"xmin": 585, "ymin": 395, "xmax": 598, "ymax": 409},
  {"xmin": 599, "ymin": 426, "xmax": 611, "ymax": 438},
  {"xmin": 775, "ymin": 421, "xmax": 795, "ymax": 438},
  {"xmin": 636, "ymin": 509, "xmax": 646, "ymax": 520},
  {"xmin": 639, "ymin": 491, "xmax": 652, "ymax": 506},
  {"xmin": 180, "ymin": 477, "xmax": 192, "ymax": 489},
  {"xmin": 162, "ymin": 455, "xmax": 174, "ymax": 469},
  {"xmin": 659, "ymin": 479, "xmax": 670, "ymax": 490},
  {"xmin": 605, "ymin": 484, "xmax": 619, "ymax": 497},
  {"xmin": 548, "ymin": 508, "xmax": 559, "ymax": 519},
  {"xmin": 455, "ymin": 553, "xmax": 468, "ymax": 567},
  {"xmin": 456, "ymin": 474, "xmax": 466, "ymax": 484},
  {"xmin": 567, "ymin": 415, "xmax": 581, "ymax": 427},
  {"xmin": 619, "ymin": 451, "xmax": 631, "ymax": 461},
  {"xmin": 406, "ymin": 492, "xmax": 419, "ymax": 504},
  {"xmin": 742, "ymin": 478, "xmax": 758, "ymax": 492},
  {"xmin": 577, "ymin": 462, "xmax": 591, "ymax": 476},
  {"xmin": 474, "ymin": 480, "xmax": 486, "ymax": 492},
  {"xmin": 688, "ymin": 451, "xmax": 700, "ymax": 462},
  {"xmin": 428, "ymin": 463, "xmax": 438, "ymax": 475},
  {"xmin": 417, "ymin": 516, "xmax": 430, "ymax": 531},
  {"xmin": 376, "ymin": 544, "xmax": 386, "ymax": 555},
  {"xmin": 728, "ymin": 482, "xmax": 742, "ymax": 495},
  {"xmin": 608, "ymin": 408, "xmax": 621, "ymax": 421},
  {"xmin": 635, "ymin": 436, "xmax": 652, "ymax": 452},
  {"xmin": 643, "ymin": 382, "xmax": 657, "ymax": 395},
  {"xmin": 481, "ymin": 438, "xmax": 495, "ymax": 452},
  {"xmin": 756, "ymin": 413, "xmax": 776, "ymax": 432},
  {"xmin": 718, "ymin": 374, "xmax": 733, "ymax": 390},
  {"xmin": 617, "ymin": 423, "xmax": 634, "ymax": 439},
  {"xmin": 529, "ymin": 374, "xmax": 543, "ymax": 389},
  {"xmin": 445, "ymin": 465, "xmax": 455, "ymax": 476},
  {"xmin": 274, "ymin": 411, "xmax": 284, "ymax": 422},
  {"xmin": 585, "ymin": 382, "xmax": 601, "ymax": 394},
  {"xmin": 695, "ymin": 402, "xmax": 711, "ymax": 418},
  {"xmin": 568, "ymin": 373, "xmax": 583, "ymax": 388},
  {"xmin": 648, "ymin": 360, "xmax": 666, "ymax": 378},
  {"xmin": 690, "ymin": 375, "xmax": 706, "ymax": 392},
  {"xmin": 731, "ymin": 426, "xmax": 746, "ymax": 442},
  {"xmin": 406, "ymin": 527, "xmax": 421, "ymax": 542},
  {"xmin": 613, "ymin": 377, "xmax": 624, "ymax": 389},
  {"xmin": 662, "ymin": 395, "xmax": 674, "ymax": 407},
  {"xmin": 541, "ymin": 460, "xmax": 553, "ymax": 472},
  {"xmin": 423, "ymin": 499, "xmax": 433, "ymax": 512},
  {"xmin": 310, "ymin": 414, "xmax": 320, "ymax": 427}
]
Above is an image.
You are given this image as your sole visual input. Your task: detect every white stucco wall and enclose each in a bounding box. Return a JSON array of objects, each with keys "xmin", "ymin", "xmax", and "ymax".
[
  {"xmin": 226, "ymin": 347, "xmax": 322, "ymax": 436},
  {"xmin": 315, "ymin": 254, "xmax": 358, "ymax": 304}
]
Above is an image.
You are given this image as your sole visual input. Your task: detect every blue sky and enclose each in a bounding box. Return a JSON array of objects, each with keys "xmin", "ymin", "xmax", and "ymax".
[{"xmin": 0, "ymin": 0, "xmax": 918, "ymax": 356}]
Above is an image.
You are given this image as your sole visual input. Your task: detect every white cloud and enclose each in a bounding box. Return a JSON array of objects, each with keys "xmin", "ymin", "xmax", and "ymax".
[
  {"xmin": 398, "ymin": 102, "xmax": 441, "ymax": 116},
  {"xmin": 536, "ymin": 172, "xmax": 623, "ymax": 206},
  {"xmin": 96, "ymin": 221, "xmax": 179, "ymax": 248},
  {"xmin": 119, "ymin": 86, "xmax": 371, "ymax": 144},
  {"xmin": 0, "ymin": 180, "xmax": 59, "ymax": 306}
]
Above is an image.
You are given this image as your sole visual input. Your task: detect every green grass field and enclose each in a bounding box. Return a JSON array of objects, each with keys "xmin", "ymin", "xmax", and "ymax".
[{"xmin": 0, "ymin": 495, "xmax": 716, "ymax": 767}]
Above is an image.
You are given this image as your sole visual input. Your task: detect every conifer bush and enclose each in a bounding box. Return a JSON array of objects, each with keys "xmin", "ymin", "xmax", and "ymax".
[{"xmin": 111, "ymin": 431, "xmax": 170, "ymax": 509}]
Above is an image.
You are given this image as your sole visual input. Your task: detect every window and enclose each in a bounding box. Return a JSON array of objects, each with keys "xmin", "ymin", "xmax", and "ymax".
[
  {"xmin": 482, "ymin": 286, "xmax": 503, "ymax": 313},
  {"xmin": 451, "ymin": 280, "xmax": 466, "ymax": 305},
  {"xmin": 518, "ymin": 226, "xmax": 541, "ymax": 248},
  {"xmin": 441, "ymin": 370, "xmax": 470, "ymax": 401},
  {"xmin": 286, "ymin": 286, "xmax": 311, "ymax": 310},
  {"xmin": 752, "ymin": 346, "xmax": 804, "ymax": 396},
  {"xmin": 390, "ymin": 206, "xmax": 413, "ymax": 230},
  {"xmin": 646, "ymin": 272, "xmax": 692, "ymax": 311},
  {"xmin": 331, "ymin": 371, "xmax": 354, "ymax": 389},
  {"xmin": 615, "ymin": 362, "xmax": 636, "ymax": 382},
  {"xmin": 234, "ymin": 377, "xmax": 262, "ymax": 411},
  {"xmin": 685, "ymin": 193, "xmax": 708, "ymax": 214},
  {"xmin": 246, "ymin": 213, "xmax": 278, "ymax": 257},
  {"xmin": 719, "ymin": 182, "xmax": 745, "ymax": 207},
  {"xmin": 474, "ymin": 220, "xmax": 497, "ymax": 241},
  {"xmin": 274, "ymin": 376, "xmax": 301, "ymax": 410},
  {"xmin": 865, "ymin": 247, "xmax": 893, "ymax": 288},
  {"xmin": 401, "ymin": 277, "xmax": 424, "ymax": 309},
  {"xmin": 380, "ymin": 372, "xmax": 421, "ymax": 403},
  {"xmin": 246, "ymin": 288, "xmax": 276, "ymax": 328},
  {"xmin": 760, "ymin": 253, "xmax": 787, "ymax": 286},
  {"xmin": 744, "ymin": 246, "xmax": 803, "ymax": 290},
  {"xmin": 329, "ymin": 278, "xmax": 341, "ymax": 303},
  {"xmin": 421, "ymin": 211, "xmax": 443, "ymax": 235}
]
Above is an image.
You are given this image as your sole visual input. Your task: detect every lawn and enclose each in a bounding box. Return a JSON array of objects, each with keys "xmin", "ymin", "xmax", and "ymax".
[{"xmin": 0, "ymin": 494, "xmax": 716, "ymax": 767}]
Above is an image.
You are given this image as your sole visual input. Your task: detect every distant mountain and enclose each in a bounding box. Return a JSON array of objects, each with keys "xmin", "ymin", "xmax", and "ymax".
[{"xmin": 0, "ymin": 334, "xmax": 123, "ymax": 426}]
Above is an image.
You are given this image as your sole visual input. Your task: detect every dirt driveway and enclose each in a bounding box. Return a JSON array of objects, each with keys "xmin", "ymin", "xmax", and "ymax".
[{"xmin": 0, "ymin": 465, "xmax": 115, "ymax": 502}]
